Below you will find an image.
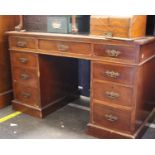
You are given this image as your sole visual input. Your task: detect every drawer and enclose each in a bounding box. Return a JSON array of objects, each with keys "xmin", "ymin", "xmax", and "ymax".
[
  {"xmin": 38, "ymin": 39, "xmax": 91, "ymax": 55},
  {"xmin": 12, "ymin": 67, "xmax": 39, "ymax": 87},
  {"xmin": 90, "ymin": 25, "xmax": 129, "ymax": 38},
  {"xmin": 92, "ymin": 62, "xmax": 136, "ymax": 85},
  {"xmin": 93, "ymin": 44, "xmax": 138, "ymax": 62},
  {"xmin": 93, "ymin": 81, "xmax": 133, "ymax": 107},
  {"xmin": 9, "ymin": 36, "xmax": 36, "ymax": 49},
  {"xmin": 11, "ymin": 51, "xmax": 38, "ymax": 68},
  {"xmin": 14, "ymin": 83, "xmax": 40, "ymax": 107},
  {"xmin": 92, "ymin": 102, "xmax": 131, "ymax": 132}
]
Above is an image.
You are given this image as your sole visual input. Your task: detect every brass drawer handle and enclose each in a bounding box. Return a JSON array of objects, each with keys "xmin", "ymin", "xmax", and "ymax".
[
  {"xmin": 18, "ymin": 57, "xmax": 29, "ymax": 63},
  {"xmin": 105, "ymin": 114, "xmax": 118, "ymax": 122},
  {"xmin": 105, "ymin": 49, "xmax": 121, "ymax": 57},
  {"xmin": 103, "ymin": 32, "xmax": 113, "ymax": 37},
  {"xmin": 57, "ymin": 44, "xmax": 69, "ymax": 52},
  {"xmin": 16, "ymin": 41, "xmax": 27, "ymax": 48},
  {"xmin": 20, "ymin": 73, "xmax": 30, "ymax": 80},
  {"xmin": 105, "ymin": 91, "xmax": 120, "ymax": 99},
  {"xmin": 21, "ymin": 92, "xmax": 31, "ymax": 99},
  {"xmin": 105, "ymin": 70, "xmax": 120, "ymax": 79}
]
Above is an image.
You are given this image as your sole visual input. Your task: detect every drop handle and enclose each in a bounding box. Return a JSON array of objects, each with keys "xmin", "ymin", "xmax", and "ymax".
[
  {"xmin": 105, "ymin": 91, "xmax": 120, "ymax": 99},
  {"xmin": 57, "ymin": 44, "xmax": 69, "ymax": 52},
  {"xmin": 18, "ymin": 57, "xmax": 29, "ymax": 63},
  {"xmin": 105, "ymin": 49, "xmax": 121, "ymax": 57},
  {"xmin": 20, "ymin": 73, "xmax": 30, "ymax": 80},
  {"xmin": 21, "ymin": 92, "xmax": 31, "ymax": 99},
  {"xmin": 16, "ymin": 41, "xmax": 27, "ymax": 48},
  {"xmin": 105, "ymin": 114, "xmax": 118, "ymax": 122},
  {"xmin": 103, "ymin": 32, "xmax": 113, "ymax": 37},
  {"xmin": 104, "ymin": 70, "xmax": 120, "ymax": 79}
]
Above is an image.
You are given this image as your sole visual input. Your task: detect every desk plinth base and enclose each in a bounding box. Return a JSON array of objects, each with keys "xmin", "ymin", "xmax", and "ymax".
[
  {"xmin": 87, "ymin": 108, "xmax": 155, "ymax": 139},
  {"xmin": 12, "ymin": 93, "xmax": 79, "ymax": 118},
  {"xmin": 87, "ymin": 124, "xmax": 135, "ymax": 139},
  {"xmin": 0, "ymin": 90, "xmax": 13, "ymax": 109}
]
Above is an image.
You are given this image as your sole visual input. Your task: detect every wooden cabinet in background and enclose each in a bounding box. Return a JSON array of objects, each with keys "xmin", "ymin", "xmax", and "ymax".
[
  {"xmin": 0, "ymin": 15, "xmax": 18, "ymax": 108},
  {"xmin": 90, "ymin": 15, "xmax": 147, "ymax": 38}
]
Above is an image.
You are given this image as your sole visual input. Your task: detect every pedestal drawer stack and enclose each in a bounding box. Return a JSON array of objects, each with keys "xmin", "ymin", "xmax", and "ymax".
[
  {"xmin": 88, "ymin": 41, "xmax": 155, "ymax": 138},
  {"xmin": 9, "ymin": 35, "xmax": 79, "ymax": 118},
  {"xmin": 11, "ymin": 51, "xmax": 40, "ymax": 108}
]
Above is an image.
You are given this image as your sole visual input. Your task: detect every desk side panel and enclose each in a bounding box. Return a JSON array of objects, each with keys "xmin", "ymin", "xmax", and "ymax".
[{"xmin": 39, "ymin": 55, "xmax": 79, "ymax": 108}]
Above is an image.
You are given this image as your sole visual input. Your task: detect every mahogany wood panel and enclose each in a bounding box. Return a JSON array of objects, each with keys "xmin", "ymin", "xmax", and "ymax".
[
  {"xmin": 92, "ymin": 61, "xmax": 136, "ymax": 85},
  {"xmin": 87, "ymin": 124, "xmax": 132, "ymax": 139},
  {"xmin": 39, "ymin": 55, "xmax": 79, "ymax": 107},
  {"xmin": 93, "ymin": 81, "xmax": 133, "ymax": 107},
  {"xmin": 140, "ymin": 41, "xmax": 155, "ymax": 62},
  {"xmin": 12, "ymin": 67, "xmax": 39, "ymax": 87},
  {"xmin": 9, "ymin": 36, "xmax": 36, "ymax": 49},
  {"xmin": 38, "ymin": 39, "xmax": 91, "ymax": 56},
  {"xmin": 11, "ymin": 51, "xmax": 38, "ymax": 68},
  {"xmin": 12, "ymin": 101, "xmax": 43, "ymax": 118},
  {"xmin": 14, "ymin": 82, "xmax": 40, "ymax": 107},
  {"xmin": 92, "ymin": 101, "xmax": 132, "ymax": 132},
  {"xmin": 93, "ymin": 44, "xmax": 139, "ymax": 63},
  {"xmin": 134, "ymin": 57, "xmax": 155, "ymax": 129}
]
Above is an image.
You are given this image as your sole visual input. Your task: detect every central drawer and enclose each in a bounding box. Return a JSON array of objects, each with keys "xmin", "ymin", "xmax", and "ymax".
[
  {"xmin": 92, "ymin": 102, "xmax": 132, "ymax": 132},
  {"xmin": 92, "ymin": 61, "xmax": 136, "ymax": 85},
  {"xmin": 93, "ymin": 81, "xmax": 133, "ymax": 107},
  {"xmin": 38, "ymin": 39, "xmax": 91, "ymax": 55}
]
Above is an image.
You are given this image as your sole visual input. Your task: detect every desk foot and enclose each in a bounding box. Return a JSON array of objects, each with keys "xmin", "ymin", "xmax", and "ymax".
[
  {"xmin": 12, "ymin": 93, "xmax": 80, "ymax": 118},
  {"xmin": 87, "ymin": 108, "xmax": 155, "ymax": 139},
  {"xmin": 87, "ymin": 124, "xmax": 134, "ymax": 139}
]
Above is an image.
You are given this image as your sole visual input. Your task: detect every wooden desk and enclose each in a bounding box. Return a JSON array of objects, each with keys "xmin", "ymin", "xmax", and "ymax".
[{"xmin": 7, "ymin": 31, "xmax": 155, "ymax": 138}]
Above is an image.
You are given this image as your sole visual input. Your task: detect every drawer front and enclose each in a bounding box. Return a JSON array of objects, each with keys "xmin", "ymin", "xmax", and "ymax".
[
  {"xmin": 92, "ymin": 102, "xmax": 131, "ymax": 132},
  {"xmin": 90, "ymin": 25, "xmax": 129, "ymax": 38},
  {"xmin": 10, "ymin": 36, "xmax": 36, "ymax": 49},
  {"xmin": 93, "ymin": 62, "xmax": 136, "ymax": 85},
  {"xmin": 93, "ymin": 44, "xmax": 138, "ymax": 62},
  {"xmin": 14, "ymin": 83, "xmax": 40, "ymax": 107},
  {"xmin": 93, "ymin": 81, "xmax": 133, "ymax": 107},
  {"xmin": 90, "ymin": 17, "xmax": 130, "ymax": 37},
  {"xmin": 38, "ymin": 39, "xmax": 91, "ymax": 55},
  {"xmin": 11, "ymin": 51, "xmax": 38, "ymax": 68},
  {"xmin": 12, "ymin": 67, "xmax": 39, "ymax": 87}
]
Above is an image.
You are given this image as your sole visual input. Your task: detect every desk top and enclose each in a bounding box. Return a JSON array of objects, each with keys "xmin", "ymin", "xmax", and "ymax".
[{"xmin": 6, "ymin": 31, "xmax": 155, "ymax": 45}]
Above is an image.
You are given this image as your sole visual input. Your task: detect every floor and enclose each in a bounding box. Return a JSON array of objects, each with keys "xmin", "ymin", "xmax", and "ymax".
[{"xmin": 0, "ymin": 96, "xmax": 155, "ymax": 139}]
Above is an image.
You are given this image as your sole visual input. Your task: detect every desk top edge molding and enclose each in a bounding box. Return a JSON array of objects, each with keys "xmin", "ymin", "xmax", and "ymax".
[{"xmin": 6, "ymin": 31, "xmax": 155, "ymax": 45}]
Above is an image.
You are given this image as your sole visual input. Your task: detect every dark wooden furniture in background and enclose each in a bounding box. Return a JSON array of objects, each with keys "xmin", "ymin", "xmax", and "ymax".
[
  {"xmin": 7, "ymin": 31, "xmax": 155, "ymax": 138},
  {"xmin": 0, "ymin": 16, "xmax": 18, "ymax": 108},
  {"xmin": 14, "ymin": 15, "xmax": 90, "ymax": 34}
]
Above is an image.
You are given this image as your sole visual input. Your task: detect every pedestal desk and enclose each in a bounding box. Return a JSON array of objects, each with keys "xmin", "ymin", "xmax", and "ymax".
[{"xmin": 7, "ymin": 31, "xmax": 155, "ymax": 138}]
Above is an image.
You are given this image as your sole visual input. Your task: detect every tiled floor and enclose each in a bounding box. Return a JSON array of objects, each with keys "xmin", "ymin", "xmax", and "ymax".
[{"xmin": 0, "ymin": 96, "xmax": 155, "ymax": 139}]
